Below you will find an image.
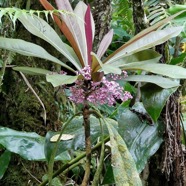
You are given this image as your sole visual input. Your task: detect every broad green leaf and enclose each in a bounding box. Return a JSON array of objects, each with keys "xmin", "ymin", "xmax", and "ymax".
[
  {"xmin": 108, "ymin": 49, "xmax": 161, "ymax": 67},
  {"xmin": 0, "ymin": 127, "xmax": 45, "ymax": 161},
  {"xmin": 124, "ymin": 75, "xmax": 180, "ymax": 89},
  {"xmin": 0, "ymin": 127, "xmax": 70, "ymax": 161},
  {"xmin": 118, "ymin": 108, "xmax": 164, "ymax": 173},
  {"xmin": 106, "ymin": 26, "xmax": 183, "ymax": 63},
  {"xmin": 122, "ymin": 62, "xmax": 186, "ymax": 79},
  {"xmin": 13, "ymin": 66, "xmax": 51, "ymax": 75},
  {"xmin": 0, "ymin": 37, "xmax": 75, "ymax": 72},
  {"xmin": 18, "ymin": 14, "xmax": 82, "ymax": 71},
  {"xmin": 141, "ymin": 84, "xmax": 177, "ymax": 122},
  {"xmin": 46, "ymin": 74, "xmax": 78, "ymax": 87},
  {"xmin": 0, "ymin": 150, "xmax": 11, "ymax": 179},
  {"xmin": 105, "ymin": 120, "xmax": 142, "ymax": 186}
]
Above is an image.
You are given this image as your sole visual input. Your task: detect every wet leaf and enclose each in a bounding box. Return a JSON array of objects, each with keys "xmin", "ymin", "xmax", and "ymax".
[
  {"xmin": 118, "ymin": 108, "xmax": 164, "ymax": 172},
  {"xmin": 141, "ymin": 84, "xmax": 177, "ymax": 122}
]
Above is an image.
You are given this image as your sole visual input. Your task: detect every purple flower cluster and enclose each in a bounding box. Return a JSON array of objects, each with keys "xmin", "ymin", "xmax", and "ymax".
[{"xmin": 69, "ymin": 66, "xmax": 132, "ymax": 106}]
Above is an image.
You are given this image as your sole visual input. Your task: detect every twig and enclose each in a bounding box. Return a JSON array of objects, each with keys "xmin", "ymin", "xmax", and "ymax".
[
  {"xmin": 19, "ymin": 72, "xmax": 47, "ymax": 125},
  {"xmin": 21, "ymin": 162, "xmax": 41, "ymax": 184}
]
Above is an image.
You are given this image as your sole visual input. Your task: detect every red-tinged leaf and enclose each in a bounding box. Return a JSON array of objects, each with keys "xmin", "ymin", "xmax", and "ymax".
[
  {"xmin": 85, "ymin": 5, "xmax": 93, "ymax": 66},
  {"xmin": 92, "ymin": 71, "xmax": 104, "ymax": 82},
  {"xmin": 97, "ymin": 29, "xmax": 113, "ymax": 59},
  {"xmin": 39, "ymin": 0, "xmax": 84, "ymax": 67},
  {"xmin": 104, "ymin": 10, "xmax": 186, "ymax": 63},
  {"xmin": 55, "ymin": 0, "xmax": 87, "ymax": 66}
]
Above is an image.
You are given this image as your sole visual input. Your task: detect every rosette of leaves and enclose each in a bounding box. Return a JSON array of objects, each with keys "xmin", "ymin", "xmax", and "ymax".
[{"xmin": 0, "ymin": 0, "xmax": 186, "ymax": 88}]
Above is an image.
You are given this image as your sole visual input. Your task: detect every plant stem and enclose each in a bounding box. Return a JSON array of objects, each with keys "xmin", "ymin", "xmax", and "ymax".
[
  {"xmin": 81, "ymin": 104, "xmax": 91, "ymax": 186},
  {"xmin": 38, "ymin": 137, "xmax": 110, "ymax": 186},
  {"xmin": 0, "ymin": 58, "xmax": 8, "ymax": 93}
]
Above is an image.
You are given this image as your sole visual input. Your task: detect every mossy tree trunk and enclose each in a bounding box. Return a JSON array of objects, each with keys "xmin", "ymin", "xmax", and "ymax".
[{"xmin": 0, "ymin": 1, "xmax": 65, "ymax": 185}]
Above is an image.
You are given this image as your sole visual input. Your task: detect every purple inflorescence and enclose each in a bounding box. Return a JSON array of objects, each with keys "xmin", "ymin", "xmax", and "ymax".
[{"xmin": 69, "ymin": 66, "xmax": 132, "ymax": 105}]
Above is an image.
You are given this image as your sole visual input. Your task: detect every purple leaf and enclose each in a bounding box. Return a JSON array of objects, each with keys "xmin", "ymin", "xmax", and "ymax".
[
  {"xmin": 85, "ymin": 5, "xmax": 93, "ymax": 66},
  {"xmin": 97, "ymin": 29, "xmax": 113, "ymax": 59}
]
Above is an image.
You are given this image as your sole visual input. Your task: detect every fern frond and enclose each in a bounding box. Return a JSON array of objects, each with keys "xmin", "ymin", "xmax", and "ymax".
[
  {"xmin": 145, "ymin": 1, "xmax": 169, "ymax": 26},
  {"xmin": 0, "ymin": 8, "xmax": 73, "ymax": 28}
]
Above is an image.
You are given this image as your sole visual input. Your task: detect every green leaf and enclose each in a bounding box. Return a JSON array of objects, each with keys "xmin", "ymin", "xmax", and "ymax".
[
  {"xmin": 44, "ymin": 116, "xmax": 115, "ymax": 159},
  {"xmin": 44, "ymin": 131, "xmax": 71, "ymax": 162},
  {"xmin": 102, "ymin": 165, "xmax": 115, "ymax": 185},
  {"xmin": 13, "ymin": 66, "xmax": 51, "ymax": 75},
  {"xmin": 122, "ymin": 62, "xmax": 186, "ymax": 79},
  {"xmin": 106, "ymin": 26, "xmax": 183, "ymax": 63},
  {"xmin": 0, "ymin": 127, "xmax": 45, "ymax": 160},
  {"xmin": 118, "ymin": 108, "xmax": 164, "ymax": 173},
  {"xmin": 108, "ymin": 49, "xmax": 161, "ymax": 67},
  {"xmin": 141, "ymin": 84, "xmax": 177, "ymax": 122},
  {"xmin": 105, "ymin": 120, "xmax": 142, "ymax": 186},
  {"xmin": 46, "ymin": 74, "xmax": 78, "ymax": 87},
  {"xmin": 170, "ymin": 53, "xmax": 186, "ymax": 65},
  {"xmin": 0, "ymin": 37, "xmax": 75, "ymax": 72},
  {"xmin": 167, "ymin": 5, "xmax": 186, "ymax": 22},
  {"xmin": 0, "ymin": 150, "xmax": 11, "ymax": 179},
  {"xmin": 18, "ymin": 14, "xmax": 82, "ymax": 71},
  {"xmin": 124, "ymin": 75, "xmax": 180, "ymax": 88}
]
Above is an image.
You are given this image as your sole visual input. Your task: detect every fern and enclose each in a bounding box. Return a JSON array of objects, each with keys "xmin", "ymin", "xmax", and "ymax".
[
  {"xmin": 145, "ymin": 0, "xmax": 170, "ymax": 26},
  {"xmin": 0, "ymin": 8, "xmax": 73, "ymax": 28}
]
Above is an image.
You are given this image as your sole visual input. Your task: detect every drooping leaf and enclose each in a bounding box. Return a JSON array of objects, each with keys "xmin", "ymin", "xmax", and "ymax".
[
  {"xmin": 97, "ymin": 29, "xmax": 114, "ymax": 59},
  {"xmin": 13, "ymin": 66, "xmax": 51, "ymax": 75},
  {"xmin": 141, "ymin": 84, "xmax": 177, "ymax": 122},
  {"xmin": 122, "ymin": 62, "xmax": 186, "ymax": 79},
  {"xmin": 46, "ymin": 74, "xmax": 78, "ymax": 87},
  {"xmin": 0, "ymin": 150, "xmax": 11, "ymax": 179},
  {"xmin": 118, "ymin": 108, "xmax": 164, "ymax": 173},
  {"xmin": 85, "ymin": 5, "xmax": 93, "ymax": 66},
  {"xmin": 18, "ymin": 14, "xmax": 82, "ymax": 71},
  {"xmin": 105, "ymin": 26, "xmax": 183, "ymax": 63},
  {"xmin": 124, "ymin": 75, "xmax": 180, "ymax": 89},
  {"xmin": 0, "ymin": 37, "xmax": 74, "ymax": 72},
  {"xmin": 105, "ymin": 120, "xmax": 142, "ymax": 186},
  {"xmin": 0, "ymin": 127, "xmax": 45, "ymax": 161}
]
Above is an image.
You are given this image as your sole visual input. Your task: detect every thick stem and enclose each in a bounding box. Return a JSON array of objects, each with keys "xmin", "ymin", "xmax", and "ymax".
[{"xmin": 81, "ymin": 104, "xmax": 91, "ymax": 186}]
